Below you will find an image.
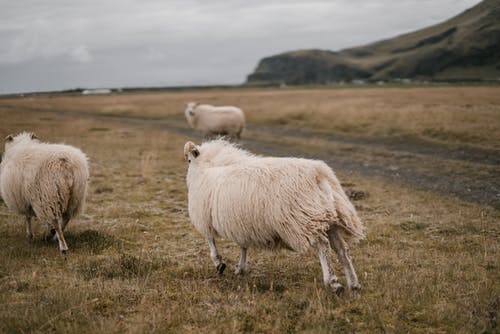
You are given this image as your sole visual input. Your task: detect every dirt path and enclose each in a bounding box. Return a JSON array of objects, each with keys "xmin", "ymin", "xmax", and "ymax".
[
  {"xmin": 2, "ymin": 106, "xmax": 499, "ymax": 208},
  {"xmin": 244, "ymin": 135, "xmax": 499, "ymax": 208},
  {"xmin": 241, "ymin": 127, "xmax": 500, "ymax": 209},
  {"xmin": 249, "ymin": 124, "xmax": 500, "ymax": 166}
]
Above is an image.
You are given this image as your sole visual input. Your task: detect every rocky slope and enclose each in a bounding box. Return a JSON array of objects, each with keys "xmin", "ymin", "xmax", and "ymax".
[{"xmin": 247, "ymin": 0, "xmax": 500, "ymax": 84}]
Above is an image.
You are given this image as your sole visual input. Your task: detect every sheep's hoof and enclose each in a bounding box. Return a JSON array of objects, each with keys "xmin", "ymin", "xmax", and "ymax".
[
  {"xmin": 26, "ymin": 234, "xmax": 34, "ymax": 242},
  {"xmin": 45, "ymin": 229, "xmax": 57, "ymax": 242},
  {"xmin": 350, "ymin": 284, "xmax": 361, "ymax": 298},
  {"xmin": 234, "ymin": 265, "xmax": 245, "ymax": 275},
  {"xmin": 216, "ymin": 263, "xmax": 226, "ymax": 275},
  {"xmin": 331, "ymin": 282, "xmax": 345, "ymax": 296}
]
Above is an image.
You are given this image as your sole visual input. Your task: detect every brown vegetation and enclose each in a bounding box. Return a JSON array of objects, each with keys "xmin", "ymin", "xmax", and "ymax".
[
  {"xmin": 0, "ymin": 86, "xmax": 498, "ymax": 333},
  {"xmin": 2, "ymin": 86, "xmax": 499, "ymax": 149}
]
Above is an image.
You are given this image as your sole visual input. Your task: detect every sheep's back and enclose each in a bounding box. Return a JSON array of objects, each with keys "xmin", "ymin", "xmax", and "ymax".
[
  {"xmin": 208, "ymin": 160, "xmax": 333, "ymax": 252},
  {"xmin": 1, "ymin": 143, "xmax": 89, "ymax": 218},
  {"xmin": 196, "ymin": 107, "xmax": 245, "ymax": 135},
  {"xmin": 0, "ymin": 157, "xmax": 31, "ymax": 213}
]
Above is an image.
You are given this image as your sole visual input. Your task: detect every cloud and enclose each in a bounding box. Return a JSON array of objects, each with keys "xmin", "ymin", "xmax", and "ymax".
[
  {"xmin": 144, "ymin": 47, "xmax": 166, "ymax": 62},
  {"xmin": 0, "ymin": 16, "xmax": 95, "ymax": 64},
  {"xmin": 71, "ymin": 45, "xmax": 93, "ymax": 63},
  {"xmin": 0, "ymin": 0, "xmax": 482, "ymax": 63},
  {"xmin": 0, "ymin": 0, "xmax": 483, "ymax": 94}
]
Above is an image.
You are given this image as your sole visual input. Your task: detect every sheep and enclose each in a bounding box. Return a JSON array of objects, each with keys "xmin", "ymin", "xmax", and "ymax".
[
  {"xmin": 0, "ymin": 132, "xmax": 89, "ymax": 254},
  {"xmin": 184, "ymin": 102, "xmax": 245, "ymax": 139},
  {"xmin": 183, "ymin": 139, "xmax": 365, "ymax": 296}
]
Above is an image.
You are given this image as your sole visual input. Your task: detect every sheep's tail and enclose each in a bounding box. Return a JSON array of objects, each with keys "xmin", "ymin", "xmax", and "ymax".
[
  {"xmin": 57, "ymin": 156, "xmax": 89, "ymax": 219},
  {"xmin": 319, "ymin": 165, "xmax": 365, "ymax": 243},
  {"xmin": 69, "ymin": 160, "xmax": 89, "ymax": 218}
]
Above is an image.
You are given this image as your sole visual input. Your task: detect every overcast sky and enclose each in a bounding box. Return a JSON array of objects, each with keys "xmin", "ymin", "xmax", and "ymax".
[{"xmin": 0, "ymin": 0, "xmax": 482, "ymax": 94}]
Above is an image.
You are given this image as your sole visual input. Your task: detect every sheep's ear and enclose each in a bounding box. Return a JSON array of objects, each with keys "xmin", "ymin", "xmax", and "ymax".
[
  {"xmin": 30, "ymin": 133, "xmax": 39, "ymax": 140},
  {"xmin": 5, "ymin": 134, "xmax": 13, "ymax": 142},
  {"xmin": 191, "ymin": 147, "xmax": 200, "ymax": 158},
  {"xmin": 184, "ymin": 141, "xmax": 200, "ymax": 161}
]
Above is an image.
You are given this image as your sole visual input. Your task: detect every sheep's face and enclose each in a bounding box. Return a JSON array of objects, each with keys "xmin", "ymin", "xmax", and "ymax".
[
  {"xmin": 4, "ymin": 132, "xmax": 38, "ymax": 151},
  {"xmin": 184, "ymin": 102, "xmax": 199, "ymax": 118},
  {"xmin": 184, "ymin": 141, "xmax": 200, "ymax": 163}
]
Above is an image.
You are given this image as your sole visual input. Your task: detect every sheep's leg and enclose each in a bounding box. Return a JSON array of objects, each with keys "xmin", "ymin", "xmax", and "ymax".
[
  {"xmin": 53, "ymin": 219, "xmax": 69, "ymax": 254},
  {"xmin": 46, "ymin": 216, "xmax": 69, "ymax": 242},
  {"xmin": 45, "ymin": 223, "xmax": 57, "ymax": 241},
  {"xmin": 50, "ymin": 228, "xmax": 57, "ymax": 241},
  {"xmin": 25, "ymin": 216, "xmax": 33, "ymax": 241},
  {"xmin": 317, "ymin": 241, "xmax": 344, "ymax": 296},
  {"xmin": 329, "ymin": 229, "xmax": 361, "ymax": 296},
  {"xmin": 207, "ymin": 238, "xmax": 226, "ymax": 274},
  {"xmin": 235, "ymin": 247, "xmax": 247, "ymax": 275},
  {"xmin": 62, "ymin": 215, "xmax": 70, "ymax": 231}
]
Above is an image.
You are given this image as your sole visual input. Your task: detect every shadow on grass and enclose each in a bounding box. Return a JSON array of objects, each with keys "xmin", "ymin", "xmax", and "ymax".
[
  {"xmin": 64, "ymin": 229, "xmax": 121, "ymax": 255},
  {"xmin": 78, "ymin": 253, "xmax": 170, "ymax": 280},
  {"xmin": 197, "ymin": 261, "xmax": 317, "ymax": 296},
  {"xmin": 0, "ymin": 229, "xmax": 121, "ymax": 261}
]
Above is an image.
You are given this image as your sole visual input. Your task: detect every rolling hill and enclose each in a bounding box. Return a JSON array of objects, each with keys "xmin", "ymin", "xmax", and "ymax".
[{"xmin": 246, "ymin": 0, "xmax": 500, "ymax": 84}]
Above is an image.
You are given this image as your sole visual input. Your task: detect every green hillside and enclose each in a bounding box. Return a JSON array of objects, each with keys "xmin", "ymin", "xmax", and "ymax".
[{"xmin": 247, "ymin": 0, "xmax": 500, "ymax": 84}]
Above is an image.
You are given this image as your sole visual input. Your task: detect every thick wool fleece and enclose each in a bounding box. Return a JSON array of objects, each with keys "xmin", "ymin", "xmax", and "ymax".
[
  {"xmin": 185, "ymin": 102, "xmax": 245, "ymax": 138},
  {"xmin": 185, "ymin": 140, "xmax": 364, "ymax": 253},
  {"xmin": 0, "ymin": 132, "xmax": 89, "ymax": 225}
]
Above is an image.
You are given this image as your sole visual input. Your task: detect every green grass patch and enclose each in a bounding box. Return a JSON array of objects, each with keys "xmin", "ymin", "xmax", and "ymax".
[
  {"xmin": 399, "ymin": 221, "xmax": 430, "ymax": 231},
  {"xmin": 65, "ymin": 229, "xmax": 120, "ymax": 255},
  {"xmin": 88, "ymin": 127, "xmax": 110, "ymax": 132},
  {"xmin": 77, "ymin": 253, "xmax": 164, "ymax": 280},
  {"xmin": 422, "ymin": 128, "xmax": 483, "ymax": 145}
]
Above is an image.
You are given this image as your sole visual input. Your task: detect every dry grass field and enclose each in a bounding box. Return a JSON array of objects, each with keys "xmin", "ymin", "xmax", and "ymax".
[
  {"xmin": 3, "ymin": 86, "xmax": 499, "ymax": 149},
  {"xmin": 0, "ymin": 86, "xmax": 499, "ymax": 333}
]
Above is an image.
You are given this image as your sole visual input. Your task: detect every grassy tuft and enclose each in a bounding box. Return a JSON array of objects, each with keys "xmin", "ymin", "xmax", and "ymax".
[
  {"xmin": 399, "ymin": 221, "xmax": 430, "ymax": 231},
  {"xmin": 88, "ymin": 127, "xmax": 110, "ymax": 132},
  {"xmin": 65, "ymin": 229, "xmax": 119, "ymax": 255},
  {"xmin": 77, "ymin": 253, "xmax": 164, "ymax": 280}
]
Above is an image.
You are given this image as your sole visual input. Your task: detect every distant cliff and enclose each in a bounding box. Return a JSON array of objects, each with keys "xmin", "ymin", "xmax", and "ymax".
[{"xmin": 247, "ymin": 0, "xmax": 500, "ymax": 84}]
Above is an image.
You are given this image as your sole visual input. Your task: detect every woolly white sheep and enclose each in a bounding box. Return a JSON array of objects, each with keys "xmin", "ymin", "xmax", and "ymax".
[
  {"xmin": 184, "ymin": 102, "xmax": 245, "ymax": 139},
  {"xmin": 0, "ymin": 132, "xmax": 89, "ymax": 253},
  {"xmin": 184, "ymin": 139, "xmax": 365, "ymax": 295}
]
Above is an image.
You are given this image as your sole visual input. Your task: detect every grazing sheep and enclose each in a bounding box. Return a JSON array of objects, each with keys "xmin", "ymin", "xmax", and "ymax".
[
  {"xmin": 184, "ymin": 102, "xmax": 245, "ymax": 139},
  {"xmin": 184, "ymin": 139, "xmax": 365, "ymax": 295},
  {"xmin": 0, "ymin": 132, "xmax": 89, "ymax": 253}
]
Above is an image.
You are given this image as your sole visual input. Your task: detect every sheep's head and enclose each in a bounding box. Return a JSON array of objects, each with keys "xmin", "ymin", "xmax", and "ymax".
[
  {"xmin": 4, "ymin": 132, "xmax": 38, "ymax": 150},
  {"xmin": 184, "ymin": 101, "xmax": 199, "ymax": 117},
  {"xmin": 184, "ymin": 141, "xmax": 200, "ymax": 163}
]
